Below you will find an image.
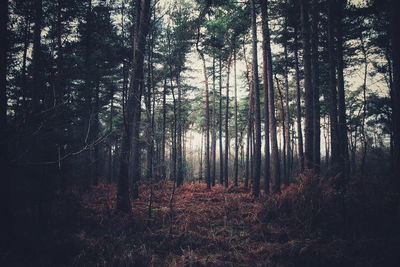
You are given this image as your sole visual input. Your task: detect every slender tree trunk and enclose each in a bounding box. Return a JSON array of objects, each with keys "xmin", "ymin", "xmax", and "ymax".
[
  {"xmin": 199, "ymin": 131, "xmax": 203, "ymax": 182},
  {"xmin": 360, "ymin": 35, "xmax": 368, "ymax": 177},
  {"xmin": 108, "ymin": 90, "xmax": 114, "ymax": 183},
  {"xmin": 162, "ymin": 78, "xmax": 167, "ymax": 178},
  {"xmin": 261, "ymin": 15, "xmax": 271, "ymax": 194},
  {"xmin": 176, "ymin": 74, "xmax": 184, "ymax": 186},
  {"xmin": 251, "ymin": 0, "xmax": 262, "ymax": 197},
  {"xmin": 117, "ymin": 0, "xmax": 151, "ymax": 211},
  {"xmin": 0, "ymin": 0, "xmax": 10, "ymax": 238},
  {"xmin": 300, "ymin": 0, "xmax": 314, "ymax": 170},
  {"xmin": 92, "ymin": 79, "xmax": 100, "ymax": 185},
  {"xmin": 219, "ymin": 58, "xmax": 224, "ymax": 185},
  {"xmin": 284, "ymin": 40, "xmax": 291, "ymax": 184},
  {"xmin": 294, "ymin": 27, "xmax": 304, "ymax": 172},
  {"xmin": 276, "ymin": 77, "xmax": 287, "ymax": 186},
  {"xmin": 224, "ymin": 54, "xmax": 232, "ymax": 187},
  {"xmin": 336, "ymin": 0, "xmax": 348, "ymax": 177},
  {"xmin": 311, "ymin": 0, "xmax": 320, "ymax": 173},
  {"xmin": 390, "ymin": 0, "xmax": 400, "ymax": 186},
  {"xmin": 21, "ymin": 16, "xmax": 30, "ymax": 120},
  {"xmin": 212, "ymin": 57, "xmax": 217, "ymax": 186},
  {"xmin": 327, "ymin": 0, "xmax": 340, "ymax": 174},
  {"xmin": 234, "ymin": 50, "xmax": 239, "ymax": 186},
  {"xmin": 261, "ymin": 0, "xmax": 280, "ymax": 194},
  {"xmin": 198, "ymin": 51, "xmax": 211, "ymax": 189},
  {"xmin": 146, "ymin": 25, "xmax": 155, "ymax": 181},
  {"xmin": 32, "ymin": 0, "xmax": 43, "ymax": 113}
]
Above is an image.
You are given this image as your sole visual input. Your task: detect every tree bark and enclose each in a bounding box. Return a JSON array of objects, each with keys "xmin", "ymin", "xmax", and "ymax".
[
  {"xmin": 336, "ymin": 0, "xmax": 349, "ymax": 177},
  {"xmin": 219, "ymin": 58, "xmax": 224, "ymax": 185},
  {"xmin": 251, "ymin": 0, "xmax": 262, "ymax": 197},
  {"xmin": 234, "ymin": 50, "xmax": 239, "ymax": 186},
  {"xmin": 300, "ymin": 0, "xmax": 314, "ymax": 170},
  {"xmin": 117, "ymin": 0, "xmax": 152, "ymax": 212},
  {"xmin": 261, "ymin": 0, "xmax": 280, "ymax": 194},
  {"xmin": 390, "ymin": 0, "xmax": 400, "ymax": 187},
  {"xmin": 294, "ymin": 26, "xmax": 304, "ymax": 172},
  {"xmin": 224, "ymin": 54, "xmax": 232, "ymax": 187},
  {"xmin": 327, "ymin": 0, "xmax": 340, "ymax": 174},
  {"xmin": 212, "ymin": 57, "xmax": 217, "ymax": 186},
  {"xmin": 311, "ymin": 0, "xmax": 320, "ymax": 173}
]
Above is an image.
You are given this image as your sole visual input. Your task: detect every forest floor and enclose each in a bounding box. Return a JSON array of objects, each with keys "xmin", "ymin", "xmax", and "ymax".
[
  {"xmin": 74, "ymin": 182, "xmax": 269, "ymax": 266},
  {"xmin": 68, "ymin": 178, "xmax": 399, "ymax": 267},
  {"xmin": 3, "ymin": 177, "xmax": 400, "ymax": 266}
]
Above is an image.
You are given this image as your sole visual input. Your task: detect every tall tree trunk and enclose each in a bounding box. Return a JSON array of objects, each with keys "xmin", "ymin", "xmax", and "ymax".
[
  {"xmin": 162, "ymin": 78, "xmax": 167, "ymax": 178},
  {"xmin": 219, "ymin": 58, "xmax": 224, "ymax": 185},
  {"xmin": 211, "ymin": 57, "xmax": 217, "ymax": 186},
  {"xmin": 32, "ymin": 0, "xmax": 43, "ymax": 113},
  {"xmin": 390, "ymin": 0, "xmax": 400, "ymax": 187},
  {"xmin": 262, "ymin": 15, "xmax": 271, "ymax": 194},
  {"xmin": 294, "ymin": 26, "xmax": 304, "ymax": 172},
  {"xmin": 250, "ymin": 0, "xmax": 262, "ymax": 197},
  {"xmin": 197, "ymin": 51, "xmax": 211, "ymax": 189},
  {"xmin": 311, "ymin": 0, "xmax": 320, "ymax": 173},
  {"xmin": 224, "ymin": 54, "xmax": 232, "ymax": 187},
  {"xmin": 83, "ymin": 0, "xmax": 93, "ymax": 189},
  {"xmin": 199, "ymin": 131, "xmax": 203, "ymax": 182},
  {"xmin": 284, "ymin": 39, "xmax": 291, "ymax": 185},
  {"xmin": 261, "ymin": 0, "xmax": 280, "ymax": 194},
  {"xmin": 234, "ymin": 50, "xmax": 239, "ymax": 186},
  {"xmin": 146, "ymin": 23, "xmax": 155, "ymax": 181},
  {"xmin": 117, "ymin": 0, "xmax": 151, "ymax": 211},
  {"xmin": 108, "ymin": 89, "xmax": 114, "ymax": 183},
  {"xmin": 276, "ymin": 77, "xmax": 287, "ymax": 186},
  {"xmin": 92, "ymin": 79, "xmax": 100, "ymax": 185},
  {"xmin": 327, "ymin": 0, "xmax": 340, "ymax": 174},
  {"xmin": 359, "ymin": 35, "xmax": 368, "ymax": 177},
  {"xmin": 300, "ymin": 0, "xmax": 314, "ymax": 170},
  {"xmin": 176, "ymin": 74, "xmax": 184, "ymax": 186},
  {"xmin": 336, "ymin": 0, "xmax": 348, "ymax": 177},
  {"xmin": 0, "ymin": 0, "xmax": 10, "ymax": 238}
]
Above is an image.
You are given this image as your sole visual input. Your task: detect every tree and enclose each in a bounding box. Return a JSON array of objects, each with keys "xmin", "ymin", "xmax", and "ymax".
[
  {"xmin": 390, "ymin": 0, "xmax": 400, "ymax": 187},
  {"xmin": 250, "ymin": 0, "xmax": 261, "ymax": 197},
  {"xmin": 311, "ymin": 0, "xmax": 320, "ymax": 173},
  {"xmin": 117, "ymin": 0, "xmax": 152, "ymax": 212},
  {"xmin": 300, "ymin": 0, "xmax": 314, "ymax": 170},
  {"xmin": 327, "ymin": 0, "xmax": 340, "ymax": 175},
  {"xmin": 261, "ymin": 0, "xmax": 280, "ymax": 194}
]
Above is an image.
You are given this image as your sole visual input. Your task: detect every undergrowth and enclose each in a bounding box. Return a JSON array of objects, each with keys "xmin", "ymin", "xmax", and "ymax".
[{"xmin": 2, "ymin": 175, "xmax": 399, "ymax": 266}]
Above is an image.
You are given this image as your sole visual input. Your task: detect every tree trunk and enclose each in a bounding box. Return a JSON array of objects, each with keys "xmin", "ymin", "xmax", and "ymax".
[
  {"xmin": 32, "ymin": 0, "xmax": 43, "ymax": 113},
  {"xmin": 284, "ymin": 40, "xmax": 291, "ymax": 185},
  {"xmin": 336, "ymin": 0, "xmax": 349, "ymax": 177},
  {"xmin": 390, "ymin": 0, "xmax": 400, "ymax": 186},
  {"xmin": 0, "ymin": 0, "xmax": 10, "ymax": 237},
  {"xmin": 198, "ymin": 52, "xmax": 211, "ymax": 189},
  {"xmin": 311, "ymin": 0, "xmax": 320, "ymax": 173},
  {"xmin": 224, "ymin": 54, "xmax": 232, "ymax": 187},
  {"xmin": 234, "ymin": 50, "xmax": 239, "ymax": 186},
  {"xmin": 294, "ymin": 26, "xmax": 304, "ymax": 172},
  {"xmin": 162, "ymin": 78, "xmax": 167, "ymax": 178},
  {"xmin": 327, "ymin": 0, "xmax": 340, "ymax": 174},
  {"xmin": 219, "ymin": 58, "xmax": 224, "ymax": 185},
  {"xmin": 261, "ymin": 0, "xmax": 280, "ymax": 194},
  {"xmin": 117, "ymin": 0, "xmax": 151, "ymax": 212},
  {"xmin": 251, "ymin": 0, "xmax": 262, "ymax": 197},
  {"xmin": 176, "ymin": 74, "xmax": 184, "ymax": 186},
  {"xmin": 212, "ymin": 57, "xmax": 217, "ymax": 186},
  {"xmin": 300, "ymin": 0, "xmax": 314, "ymax": 170},
  {"xmin": 276, "ymin": 76, "xmax": 287, "ymax": 186}
]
